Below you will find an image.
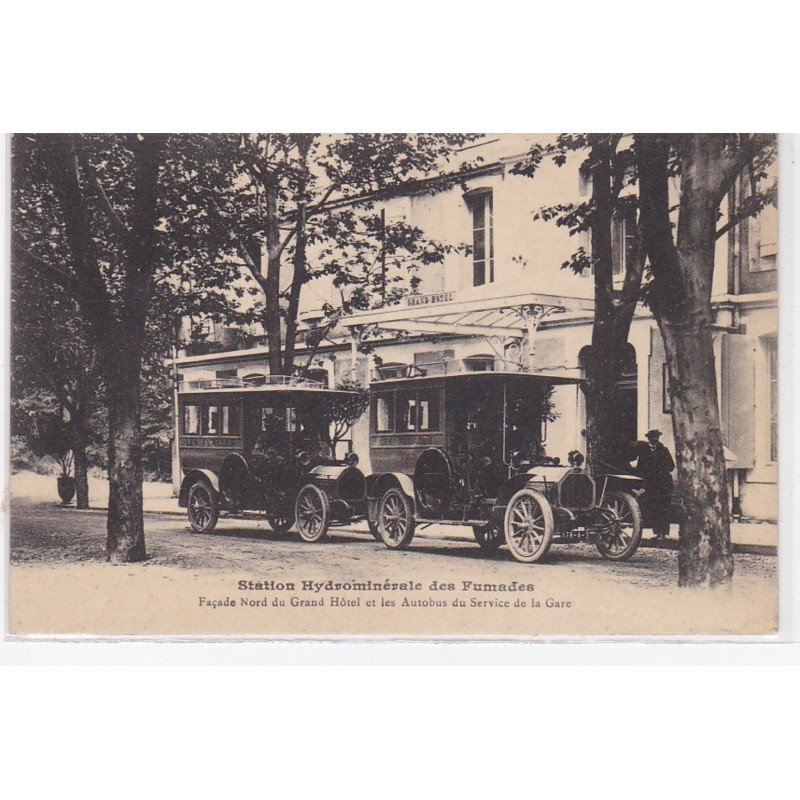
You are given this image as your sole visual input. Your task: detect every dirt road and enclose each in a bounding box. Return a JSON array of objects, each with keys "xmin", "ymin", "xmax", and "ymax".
[{"xmin": 8, "ymin": 500, "xmax": 778, "ymax": 637}]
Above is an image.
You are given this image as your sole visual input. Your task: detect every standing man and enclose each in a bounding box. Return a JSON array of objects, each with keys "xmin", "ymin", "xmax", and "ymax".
[{"xmin": 632, "ymin": 429, "xmax": 675, "ymax": 540}]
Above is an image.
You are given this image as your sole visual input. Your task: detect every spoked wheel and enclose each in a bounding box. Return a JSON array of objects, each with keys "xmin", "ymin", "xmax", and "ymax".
[
  {"xmin": 504, "ymin": 489, "xmax": 554, "ymax": 563},
  {"xmin": 472, "ymin": 522, "xmax": 504, "ymax": 553},
  {"xmin": 377, "ymin": 488, "xmax": 416, "ymax": 550},
  {"xmin": 187, "ymin": 481, "xmax": 220, "ymax": 534},
  {"xmin": 266, "ymin": 510, "xmax": 294, "ymax": 535},
  {"xmin": 295, "ymin": 484, "xmax": 330, "ymax": 543},
  {"xmin": 367, "ymin": 513, "xmax": 381, "ymax": 541},
  {"xmin": 594, "ymin": 491, "xmax": 642, "ymax": 561}
]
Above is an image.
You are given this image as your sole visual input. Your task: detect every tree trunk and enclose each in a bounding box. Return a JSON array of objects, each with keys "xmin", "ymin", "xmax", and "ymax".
[
  {"xmin": 73, "ymin": 431, "xmax": 90, "ymax": 509},
  {"xmin": 582, "ymin": 343, "xmax": 628, "ymax": 473},
  {"xmin": 637, "ymin": 133, "xmax": 735, "ymax": 587},
  {"xmin": 660, "ymin": 316, "xmax": 733, "ymax": 586},
  {"xmin": 263, "ymin": 184, "xmax": 283, "ymax": 376},
  {"xmin": 105, "ymin": 360, "xmax": 146, "ymax": 563},
  {"xmin": 283, "ymin": 203, "xmax": 307, "ymax": 375}
]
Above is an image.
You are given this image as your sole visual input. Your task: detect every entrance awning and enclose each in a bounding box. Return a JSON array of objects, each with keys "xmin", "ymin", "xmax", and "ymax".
[{"xmin": 340, "ymin": 289, "xmax": 595, "ymax": 339}]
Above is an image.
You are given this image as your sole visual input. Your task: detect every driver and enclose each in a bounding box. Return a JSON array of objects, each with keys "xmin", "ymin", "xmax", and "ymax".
[{"xmin": 296, "ymin": 418, "xmax": 330, "ymax": 462}]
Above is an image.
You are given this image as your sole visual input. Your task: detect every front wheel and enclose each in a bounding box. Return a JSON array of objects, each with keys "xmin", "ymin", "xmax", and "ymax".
[
  {"xmin": 594, "ymin": 491, "xmax": 642, "ymax": 561},
  {"xmin": 367, "ymin": 515, "xmax": 381, "ymax": 541},
  {"xmin": 504, "ymin": 489, "xmax": 554, "ymax": 563},
  {"xmin": 187, "ymin": 481, "xmax": 220, "ymax": 534},
  {"xmin": 295, "ymin": 484, "xmax": 330, "ymax": 543},
  {"xmin": 377, "ymin": 488, "xmax": 416, "ymax": 550},
  {"xmin": 472, "ymin": 522, "xmax": 503, "ymax": 553}
]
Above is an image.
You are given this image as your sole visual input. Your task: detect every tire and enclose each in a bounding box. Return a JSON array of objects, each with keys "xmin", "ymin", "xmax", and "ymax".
[
  {"xmin": 504, "ymin": 489, "xmax": 554, "ymax": 564},
  {"xmin": 266, "ymin": 511, "xmax": 293, "ymax": 534},
  {"xmin": 472, "ymin": 522, "xmax": 503, "ymax": 553},
  {"xmin": 187, "ymin": 480, "xmax": 220, "ymax": 534},
  {"xmin": 594, "ymin": 490, "xmax": 643, "ymax": 561},
  {"xmin": 377, "ymin": 487, "xmax": 416, "ymax": 550},
  {"xmin": 295, "ymin": 483, "xmax": 330, "ymax": 543},
  {"xmin": 367, "ymin": 516, "xmax": 381, "ymax": 541}
]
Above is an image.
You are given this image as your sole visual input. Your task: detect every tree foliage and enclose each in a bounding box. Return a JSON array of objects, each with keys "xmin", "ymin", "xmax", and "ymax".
[
  {"xmin": 320, "ymin": 378, "xmax": 371, "ymax": 454},
  {"xmin": 167, "ymin": 134, "xmax": 481, "ymax": 375}
]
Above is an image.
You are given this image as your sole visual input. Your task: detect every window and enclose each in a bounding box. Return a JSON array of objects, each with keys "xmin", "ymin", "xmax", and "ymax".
[
  {"xmin": 611, "ymin": 206, "xmax": 637, "ymax": 276},
  {"xmin": 748, "ymin": 205, "xmax": 778, "ymax": 272},
  {"xmin": 183, "ymin": 404, "xmax": 200, "ymax": 435},
  {"xmin": 205, "ymin": 405, "xmax": 220, "ymax": 435},
  {"xmin": 374, "ymin": 394, "xmax": 394, "ymax": 432},
  {"xmin": 416, "ymin": 389, "xmax": 440, "ymax": 431},
  {"xmin": 662, "ymin": 363, "xmax": 672, "ymax": 414},
  {"xmin": 221, "ymin": 405, "xmax": 240, "ymax": 435},
  {"xmin": 395, "ymin": 392, "xmax": 417, "ymax": 432},
  {"xmin": 390, "ymin": 390, "xmax": 440, "ymax": 432},
  {"xmin": 767, "ymin": 339, "xmax": 778, "ymax": 461},
  {"xmin": 578, "ymin": 162, "xmax": 592, "ymax": 197},
  {"xmin": 468, "ymin": 191, "xmax": 494, "ymax": 287}
]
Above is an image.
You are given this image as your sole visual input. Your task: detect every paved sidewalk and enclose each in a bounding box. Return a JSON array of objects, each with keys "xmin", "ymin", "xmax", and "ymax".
[{"xmin": 9, "ymin": 470, "xmax": 778, "ymax": 554}]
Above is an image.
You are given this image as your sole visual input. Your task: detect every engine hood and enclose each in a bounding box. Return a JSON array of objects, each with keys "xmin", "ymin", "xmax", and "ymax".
[{"xmin": 525, "ymin": 465, "xmax": 574, "ymax": 482}]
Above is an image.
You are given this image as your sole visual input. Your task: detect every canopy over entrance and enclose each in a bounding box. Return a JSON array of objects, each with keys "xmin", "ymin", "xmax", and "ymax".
[
  {"xmin": 339, "ymin": 287, "xmax": 594, "ymax": 379},
  {"xmin": 340, "ymin": 289, "xmax": 594, "ymax": 339}
]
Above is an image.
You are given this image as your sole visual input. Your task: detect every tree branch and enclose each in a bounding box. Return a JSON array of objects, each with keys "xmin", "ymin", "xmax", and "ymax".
[
  {"xmin": 200, "ymin": 189, "xmax": 265, "ymax": 287},
  {"xmin": 715, "ymin": 194, "xmax": 766, "ymax": 240},
  {"xmin": 11, "ymin": 232, "xmax": 81, "ymax": 295},
  {"xmin": 714, "ymin": 133, "xmax": 774, "ymax": 203},
  {"xmin": 76, "ymin": 144, "xmax": 131, "ymax": 244}
]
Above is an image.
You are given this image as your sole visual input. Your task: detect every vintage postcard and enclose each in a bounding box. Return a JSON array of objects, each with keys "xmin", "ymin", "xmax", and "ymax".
[{"xmin": 6, "ymin": 133, "xmax": 780, "ymax": 637}]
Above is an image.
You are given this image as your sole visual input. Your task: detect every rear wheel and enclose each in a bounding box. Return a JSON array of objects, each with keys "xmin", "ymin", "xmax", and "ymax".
[
  {"xmin": 504, "ymin": 489, "xmax": 554, "ymax": 563},
  {"xmin": 377, "ymin": 488, "xmax": 416, "ymax": 550},
  {"xmin": 187, "ymin": 481, "xmax": 220, "ymax": 534},
  {"xmin": 266, "ymin": 510, "xmax": 293, "ymax": 535},
  {"xmin": 472, "ymin": 522, "xmax": 503, "ymax": 553},
  {"xmin": 595, "ymin": 491, "xmax": 642, "ymax": 561},
  {"xmin": 295, "ymin": 484, "xmax": 330, "ymax": 543}
]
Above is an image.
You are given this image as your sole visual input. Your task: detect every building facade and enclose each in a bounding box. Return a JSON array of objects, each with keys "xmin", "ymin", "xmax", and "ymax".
[{"xmin": 173, "ymin": 136, "xmax": 778, "ymax": 520}]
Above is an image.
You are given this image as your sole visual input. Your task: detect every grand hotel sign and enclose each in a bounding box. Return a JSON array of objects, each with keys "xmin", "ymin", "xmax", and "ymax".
[{"xmin": 405, "ymin": 291, "xmax": 454, "ymax": 307}]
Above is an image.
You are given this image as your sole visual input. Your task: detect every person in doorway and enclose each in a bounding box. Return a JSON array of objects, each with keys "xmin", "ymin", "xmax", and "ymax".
[{"xmin": 632, "ymin": 429, "xmax": 675, "ymax": 539}]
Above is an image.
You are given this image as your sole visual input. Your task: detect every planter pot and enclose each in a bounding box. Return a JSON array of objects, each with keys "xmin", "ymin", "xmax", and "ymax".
[{"xmin": 57, "ymin": 475, "xmax": 76, "ymax": 505}]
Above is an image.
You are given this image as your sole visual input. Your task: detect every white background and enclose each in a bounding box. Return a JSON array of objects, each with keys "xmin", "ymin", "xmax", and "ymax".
[{"xmin": 1, "ymin": 1, "xmax": 799, "ymax": 796}]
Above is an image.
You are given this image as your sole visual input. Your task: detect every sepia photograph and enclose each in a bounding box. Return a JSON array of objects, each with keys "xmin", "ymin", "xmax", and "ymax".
[{"xmin": 6, "ymin": 133, "xmax": 780, "ymax": 636}]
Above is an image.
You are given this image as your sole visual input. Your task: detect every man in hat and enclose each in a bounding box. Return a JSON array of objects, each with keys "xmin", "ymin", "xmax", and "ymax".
[{"xmin": 632, "ymin": 429, "xmax": 675, "ymax": 539}]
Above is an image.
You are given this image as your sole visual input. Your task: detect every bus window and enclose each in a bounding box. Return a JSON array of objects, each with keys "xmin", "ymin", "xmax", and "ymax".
[
  {"xmin": 206, "ymin": 405, "xmax": 220, "ymax": 435},
  {"xmin": 416, "ymin": 389, "xmax": 440, "ymax": 431},
  {"xmin": 395, "ymin": 392, "xmax": 417, "ymax": 432},
  {"xmin": 183, "ymin": 404, "xmax": 200, "ymax": 434},
  {"xmin": 374, "ymin": 394, "xmax": 394, "ymax": 432},
  {"xmin": 222, "ymin": 405, "xmax": 240, "ymax": 435}
]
